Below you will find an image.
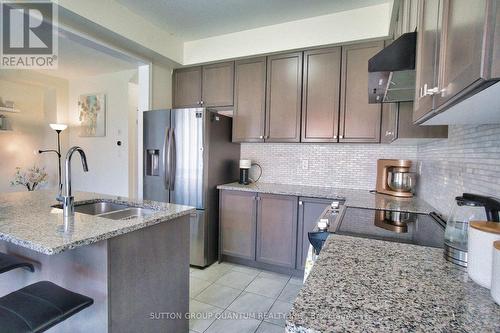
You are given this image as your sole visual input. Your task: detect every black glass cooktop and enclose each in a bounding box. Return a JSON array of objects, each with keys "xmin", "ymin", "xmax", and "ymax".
[{"xmin": 329, "ymin": 207, "xmax": 445, "ymax": 248}]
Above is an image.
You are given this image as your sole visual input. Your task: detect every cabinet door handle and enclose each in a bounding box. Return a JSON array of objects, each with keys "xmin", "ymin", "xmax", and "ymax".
[
  {"xmin": 333, "ymin": 135, "xmax": 337, "ymax": 139},
  {"xmin": 259, "ymin": 136, "xmax": 264, "ymax": 139},
  {"xmin": 385, "ymin": 131, "xmax": 393, "ymax": 136},
  {"xmin": 298, "ymin": 201, "xmax": 303, "ymax": 206},
  {"xmin": 426, "ymin": 87, "xmax": 439, "ymax": 95},
  {"xmin": 423, "ymin": 84, "xmax": 439, "ymax": 96},
  {"xmin": 339, "ymin": 135, "xmax": 343, "ymax": 139},
  {"xmin": 200, "ymin": 100, "xmax": 204, "ymax": 105},
  {"xmin": 265, "ymin": 135, "xmax": 269, "ymax": 139}
]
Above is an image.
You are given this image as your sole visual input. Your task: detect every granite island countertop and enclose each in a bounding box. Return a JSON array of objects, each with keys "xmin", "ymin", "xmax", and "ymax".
[
  {"xmin": 217, "ymin": 182, "xmax": 436, "ymax": 214},
  {"xmin": 287, "ymin": 235, "xmax": 500, "ymax": 332},
  {"xmin": 0, "ymin": 190, "xmax": 195, "ymax": 255}
]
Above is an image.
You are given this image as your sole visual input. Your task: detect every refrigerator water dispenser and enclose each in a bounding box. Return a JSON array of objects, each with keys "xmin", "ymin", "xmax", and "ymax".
[{"xmin": 145, "ymin": 149, "xmax": 160, "ymax": 176}]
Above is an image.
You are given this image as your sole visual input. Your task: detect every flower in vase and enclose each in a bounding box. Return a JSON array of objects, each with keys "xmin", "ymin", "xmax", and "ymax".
[{"xmin": 10, "ymin": 165, "xmax": 48, "ymax": 191}]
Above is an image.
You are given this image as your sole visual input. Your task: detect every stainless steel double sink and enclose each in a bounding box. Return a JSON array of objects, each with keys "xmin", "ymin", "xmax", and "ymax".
[{"xmin": 53, "ymin": 201, "xmax": 156, "ymax": 220}]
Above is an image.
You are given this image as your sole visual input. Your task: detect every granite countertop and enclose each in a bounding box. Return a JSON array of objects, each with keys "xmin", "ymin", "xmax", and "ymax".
[
  {"xmin": 217, "ymin": 182, "xmax": 436, "ymax": 214},
  {"xmin": 0, "ymin": 190, "xmax": 195, "ymax": 255},
  {"xmin": 287, "ymin": 235, "xmax": 500, "ymax": 333}
]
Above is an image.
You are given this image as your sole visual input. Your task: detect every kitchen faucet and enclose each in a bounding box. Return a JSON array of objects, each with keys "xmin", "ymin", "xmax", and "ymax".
[{"xmin": 57, "ymin": 146, "xmax": 89, "ymax": 217}]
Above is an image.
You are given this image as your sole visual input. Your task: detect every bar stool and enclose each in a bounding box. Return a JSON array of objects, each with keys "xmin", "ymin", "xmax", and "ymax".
[
  {"xmin": 0, "ymin": 253, "xmax": 93, "ymax": 332},
  {"xmin": 0, "ymin": 252, "xmax": 34, "ymax": 274}
]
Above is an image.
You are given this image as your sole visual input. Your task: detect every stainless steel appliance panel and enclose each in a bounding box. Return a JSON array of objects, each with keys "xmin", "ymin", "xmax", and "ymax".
[
  {"xmin": 170, "ymin": 108, "xmax": 205, "ymax": 209},
  {"xmin": 190, "ymin": 210, "xmax": 208, "ymax": 267},
  {"xmin": 143, "ymin": 110, "xmax": 170, "ymax": 203}
]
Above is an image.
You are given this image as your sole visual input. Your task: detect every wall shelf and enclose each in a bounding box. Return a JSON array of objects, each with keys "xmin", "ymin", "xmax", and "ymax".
[{"xmin": 0, "ymin": 107, "xmax": 20, "ymax": 113}]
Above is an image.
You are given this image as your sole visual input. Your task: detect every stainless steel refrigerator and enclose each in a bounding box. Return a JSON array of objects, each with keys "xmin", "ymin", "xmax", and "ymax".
[{"xmin": 143, "ymin": 108, "xmax": 240, "ymax": 267}]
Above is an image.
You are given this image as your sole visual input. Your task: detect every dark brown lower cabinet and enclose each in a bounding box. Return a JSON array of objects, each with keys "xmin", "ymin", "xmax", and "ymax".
[
  {"xmin": 296, "ymin": 197, "xmax": 332, "ymax": 270},
  {"xmin": 256, "ymin": 194, "xmax": 298, "ymax": 268},
  {"xmin": 220, "ymin": 190, "xmax": 333, "ymax": 272},
  {"xmin": 220, "ymin": 190, "xmax": 257, "ymax": 260}
]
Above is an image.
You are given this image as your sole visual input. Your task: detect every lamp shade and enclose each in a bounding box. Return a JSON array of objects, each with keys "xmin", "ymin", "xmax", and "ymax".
[{"xmin": 49, "ymin": 123, "xmax": 67, "ymax": 131}]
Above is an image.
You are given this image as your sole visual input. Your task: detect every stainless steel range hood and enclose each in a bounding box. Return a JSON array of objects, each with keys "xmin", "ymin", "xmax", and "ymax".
[{"xmin": 368, "ymin": 32, "xmax": 416, "ymax": 103}]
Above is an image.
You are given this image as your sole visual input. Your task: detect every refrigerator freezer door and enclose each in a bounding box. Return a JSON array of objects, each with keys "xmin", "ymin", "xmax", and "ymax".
[
  {"xmin": 170, "ymin": 108, "xmax": 205, "ymax": 209},
  {"xmin": 143, "ymin": 110, "xmax": 170, "ymax": 203}
]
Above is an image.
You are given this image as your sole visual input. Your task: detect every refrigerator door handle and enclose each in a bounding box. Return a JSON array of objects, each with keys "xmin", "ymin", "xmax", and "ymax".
[
  {"xmin": 163, "ymin": 127, "xmax": 171, "ymax": 190},
  {"xmin": 169, "ymin": 128, "xmax": 176, "ymax": 191}
]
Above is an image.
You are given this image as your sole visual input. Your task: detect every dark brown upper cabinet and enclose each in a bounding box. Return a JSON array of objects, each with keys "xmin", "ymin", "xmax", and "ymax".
[
  {"xmin": 202, "ymin": 62, "xmax": 234, "ymax": 107},
  {"xmin": 413, "ymin": 0, "xmax": 500, "ymax": 123},
  {"xmin": 435, "ymin": 0, "xmax": 494, "ymax": 108},
  {"xmin": 339, "ymin": 42, "xmax": 383, "ymax": 143},
  {"xmin": 301, "ymin": 47, "xmax": 341, "ymax": 143},
  {"xmin": 232, "ymin": 57, "xmax": 267, "ymax": 143},
  {"xmin": 173, "ymin": 62, "xmax": 234, "ymax": 108},
  {"xmin": 394, "ymin": 0, "xmax": 419, "ymax": 39},
  {"xmin": 381, "ymin": 103, "xmax": 400, "ymax": 143},
  {"xmin": 173, "ymin": 66, "xmax": 202, "ymax": 108},
  {"xmin": 265, "ymin": 52, "xmax": 303, "ymax": 142},
  {"xmin": 413, "ymin": 0, "xmax": 441, "ymax": 122},
  {"xmin": 382, "ymin": 102, "xmax": 447, "ymax": 143}
]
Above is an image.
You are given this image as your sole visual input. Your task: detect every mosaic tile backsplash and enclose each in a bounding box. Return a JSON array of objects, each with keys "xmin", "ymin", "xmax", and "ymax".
[
  {"xmin": 417, "ymin": 124, "xmax": 500, "ymax": 217},
  {"xmin": 241, "ymin": 124, "xmax": 500, "ymax": 216},
  {"xmin": 241, "ymin": 143, "xmax": 418, "ymax": 190}
]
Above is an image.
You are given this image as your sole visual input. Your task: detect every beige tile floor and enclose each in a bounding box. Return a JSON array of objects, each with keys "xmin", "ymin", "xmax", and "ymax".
[{"xmin": 189, "ymin": 262, "xmax": 303, "ymax": 333}]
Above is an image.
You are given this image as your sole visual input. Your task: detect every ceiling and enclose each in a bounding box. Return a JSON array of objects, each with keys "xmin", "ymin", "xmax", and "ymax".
[
  {"xmin": 36, "ymin": 31, "xmax": 143, "ymax": 80},
  {"xmin": 115, "ymin": 0, "xmax": 391, "ymax": 41}
]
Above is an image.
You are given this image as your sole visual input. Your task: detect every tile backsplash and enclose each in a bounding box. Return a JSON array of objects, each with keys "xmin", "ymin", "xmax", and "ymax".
[
  {"xmin": 417, "ymin": 124, "xmax": 500, "ymax": 217},
  {"xmin": 241, "ymin": 124, "xmax": 500, "ymax": 216},
  {"xmin": 241, "ymin": 143, "xmax": 417, "ymax": 190}
]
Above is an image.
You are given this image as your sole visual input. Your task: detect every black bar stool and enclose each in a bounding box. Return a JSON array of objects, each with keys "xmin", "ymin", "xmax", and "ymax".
[
  {"xmin": 0, "ymin": 252, "xmax": 34, "ymax": 274},
  {"xmin": 0, "ymin": 253, "xmax": 93, "ymax": 332},
  {"xmin": 0, "ymin": 281, "xmax": 94, "ymax": 332}
]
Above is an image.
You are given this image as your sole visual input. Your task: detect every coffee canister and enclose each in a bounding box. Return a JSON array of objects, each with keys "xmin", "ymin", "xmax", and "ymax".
[
  {"xmin": 491, "ymin": 241, "xmax": 500, "ymax": 305},
  {"xmin": 468, "ymin": 221, "xmax": 500, "ymax": 288}
]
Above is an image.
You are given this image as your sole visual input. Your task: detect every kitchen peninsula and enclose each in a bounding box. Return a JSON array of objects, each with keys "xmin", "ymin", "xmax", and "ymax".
[
  {"xmin": 287, "ymin": 235, "xmax": 500, "ymax": 332},
  {"xmin": 0, "ymin": 190, "xmax": 194, "ymax": 333}
]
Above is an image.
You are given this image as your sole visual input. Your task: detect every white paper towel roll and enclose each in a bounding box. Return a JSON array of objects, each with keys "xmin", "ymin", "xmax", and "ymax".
[
  {"xmin": 491, "ymin": 241, "xmax": 500, "ymax": 305},
  {"xmin": 468, "ymin": 221, "xmax": 500, "ymax": 289}
]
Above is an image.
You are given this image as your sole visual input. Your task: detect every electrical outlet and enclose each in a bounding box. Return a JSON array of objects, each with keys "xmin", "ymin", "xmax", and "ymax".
[{"xmin": 301, "ymin": 159, "xmax": 309, "ymax": 170}]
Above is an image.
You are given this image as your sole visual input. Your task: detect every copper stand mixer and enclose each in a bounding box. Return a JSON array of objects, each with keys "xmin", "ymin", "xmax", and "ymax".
[{"xmin": 376, "ymin": 159, "xmax": 416, "ymax": 197}]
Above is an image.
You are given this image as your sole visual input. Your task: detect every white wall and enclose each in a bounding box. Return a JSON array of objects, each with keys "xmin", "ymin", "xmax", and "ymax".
[
  {"xmin": 57, "ymin": 1, "xmax": 392, "ymax": 66},
  {"xmin": 151, "ymin": 64, "xmax": 173, "ymax": 110},
  {"xmin": 0, "ymin": 77, "xmax": 67, "ymax": 192},
  {"xmin": 56, "ymin": 0, "xmax": 184, "ymax": 64},
  {"xmin": 68, "ymin": 69, "xmax": 137, "ymax": 197},
  {"xmin": 183, "ymin": 3, "xmax": 392, "ymax": 65}
]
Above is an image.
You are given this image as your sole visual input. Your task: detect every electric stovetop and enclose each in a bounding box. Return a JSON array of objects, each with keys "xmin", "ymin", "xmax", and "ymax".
[{"xmin": 329, "ymin": 206, "xmax": 445, "ymax": 248}]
